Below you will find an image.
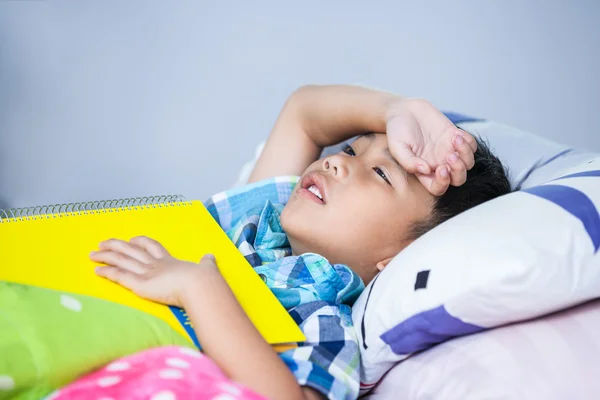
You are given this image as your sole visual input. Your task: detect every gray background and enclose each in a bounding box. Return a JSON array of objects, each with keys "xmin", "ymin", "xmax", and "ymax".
[{"xmin": 1, "ymin": 1, "xmax": 599, "ymax": 209}]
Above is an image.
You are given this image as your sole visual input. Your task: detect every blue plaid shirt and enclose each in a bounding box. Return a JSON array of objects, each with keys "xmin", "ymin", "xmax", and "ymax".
[{"xmin": 204, "ymin": 176, "xmax": 364, "ymax": 400}]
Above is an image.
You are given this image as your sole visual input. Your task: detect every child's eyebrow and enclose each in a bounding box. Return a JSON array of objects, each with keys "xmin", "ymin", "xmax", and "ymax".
[{"xmin": 362, "ymin": 132, "xmax": 376, "ymax": 141}]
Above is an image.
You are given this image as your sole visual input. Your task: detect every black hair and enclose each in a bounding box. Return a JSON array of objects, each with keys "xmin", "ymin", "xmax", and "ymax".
[{"xmin": 407, "ymin": 135, "xmax": 512, "ymax": 240}]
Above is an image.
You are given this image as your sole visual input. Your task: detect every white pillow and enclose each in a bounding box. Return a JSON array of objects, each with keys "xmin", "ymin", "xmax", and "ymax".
[
  {"xmin": 364, "ymin": 299, "xmax": 600, "ymax": 400},
  {"xmin": 352, "ymin": 156, "xmax": 600, "ymax": 391},
  {"xmin": 458, "ymin": 120, "xmax": 594, "ymax": 189}
]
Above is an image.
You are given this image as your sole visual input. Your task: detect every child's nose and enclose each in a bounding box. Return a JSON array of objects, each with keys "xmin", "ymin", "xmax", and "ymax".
[{"xmin": 322, "ymin": 155, "xmax": 349, "ymax": 178}]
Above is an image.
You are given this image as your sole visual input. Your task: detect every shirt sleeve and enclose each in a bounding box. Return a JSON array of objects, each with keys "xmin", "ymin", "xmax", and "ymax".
[{"xmin": 280, "ymin": 301, "xmax": 360, "ymax": 400}]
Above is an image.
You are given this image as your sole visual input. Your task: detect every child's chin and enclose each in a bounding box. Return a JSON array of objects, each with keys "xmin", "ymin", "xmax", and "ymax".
[{"xmin": 281, "ymin": 208, "xmax": 315, "ymax": 234}]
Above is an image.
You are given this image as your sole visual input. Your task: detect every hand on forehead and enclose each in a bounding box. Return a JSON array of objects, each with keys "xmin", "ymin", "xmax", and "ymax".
[{"xmin": 383, "ymin": 100, "xmax": 478, "ymax": 196}]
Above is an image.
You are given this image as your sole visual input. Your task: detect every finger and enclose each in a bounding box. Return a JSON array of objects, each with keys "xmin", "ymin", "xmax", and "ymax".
[
  {"xmin": 199, "ymin": 253, "xmax": 218, "ymax": 268},
  {"xmin": 453, "ymin": 134, "xmax": 475, "ymax": 170},
  {"xmin": 428, "ymin": 165, "xmax": 451, "ymax": 196},
  {"xmin": 98, "ymin": 238, "xmax": 153, "ymax": 264},
  {"xmin": 446, "ymin": 151, "xmax": 468, "ymax": 186},
  {"xmin": 201, "ymin": 253, "xmax": 215, "ymax": 262},
  {"xmin": 390, "ymin": 143, "xmax": 431, "ymax": 175},
  {"xmin": 95, "ymin": 266, "xmax": 142, "ymax": 291},
  {"xmin": 90, "ymin": 250, "xmax": 147, "ymax": 274},
  {"xmin": 129, "ymin": 236, "xmax": 170, "ymax": 259},
  {"xmin": 458, "ymin": 130, "xmax": 477, "ymax": 153}
]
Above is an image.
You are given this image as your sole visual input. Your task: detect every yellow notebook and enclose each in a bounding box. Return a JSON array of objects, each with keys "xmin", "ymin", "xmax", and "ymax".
[{"xmin": 0, "ymin": 196, "xmax": 305, "ymax": 350}]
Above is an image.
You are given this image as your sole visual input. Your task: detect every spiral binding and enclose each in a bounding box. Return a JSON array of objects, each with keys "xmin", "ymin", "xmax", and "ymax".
[{"xmin": 0, "ymin": 195, "xmax": 191, "ymax": 223}]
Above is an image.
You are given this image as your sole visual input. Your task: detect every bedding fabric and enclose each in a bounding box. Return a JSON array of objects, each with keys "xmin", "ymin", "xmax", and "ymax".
[
  {"xmin": 43, "ymin": 346, "xmax": 266, "ymax": 400},
  {"xmin": 0, "ymin": 282, "xmax": 194, "ymax": 399},
  {"xmin": 352, "ymin": 154, "xmax": 600, "ymax": 391},
  {"xmin": 457, "ymin": 119, "xmax": 596, "ymax": 190},
  {"xmin": 364, "ymin": 299, "xmax": 600, "ymax": 400}
]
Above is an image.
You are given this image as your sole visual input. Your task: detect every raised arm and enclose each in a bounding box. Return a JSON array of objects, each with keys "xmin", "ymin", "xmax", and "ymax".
[
  {"xmin": 248, "ymin": 84, "xmax": 478, "ymax": 196},
  {"xmin": 248, "ymin": 85, "xmax": 399, "ymax": 182}
]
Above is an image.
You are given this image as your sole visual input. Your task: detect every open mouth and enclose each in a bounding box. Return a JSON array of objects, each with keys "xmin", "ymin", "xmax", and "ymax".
[
  {"xmin": 299, "ymin": 172, "xmax": 327, "ymax": 204},
  {"xmin": 307, "ymin": 185, "xmax": 323, "ymax": 201}
]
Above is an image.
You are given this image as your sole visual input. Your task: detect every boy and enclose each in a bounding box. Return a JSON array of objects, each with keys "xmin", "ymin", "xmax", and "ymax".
[{"xmin": 92, "ymin": 85, "xmax": 511, "ymax": 399}]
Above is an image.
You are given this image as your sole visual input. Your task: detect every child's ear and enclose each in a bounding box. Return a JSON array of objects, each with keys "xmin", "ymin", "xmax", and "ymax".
[{"xmin": 375, "ymin": 257, "xmax": 394, "ymax": 271}]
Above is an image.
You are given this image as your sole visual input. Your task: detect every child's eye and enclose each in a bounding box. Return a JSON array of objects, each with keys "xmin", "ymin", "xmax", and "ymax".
[
  {"xmin": 342, "ymin": 145, "xmax": 356, "ymax": 156},
  {"xmin": 373, "ymin": 167, "xmax": 391, "ymax": 185}
]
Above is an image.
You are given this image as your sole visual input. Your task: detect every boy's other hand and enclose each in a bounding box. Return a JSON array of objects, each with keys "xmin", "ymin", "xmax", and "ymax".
[
  {"xmin": 90, "ymin": 236, "xmax": 218, "ymax": 308},
  {"xmin": 385, "ymin": 98, "xmax": 477, "ymax": 196}
]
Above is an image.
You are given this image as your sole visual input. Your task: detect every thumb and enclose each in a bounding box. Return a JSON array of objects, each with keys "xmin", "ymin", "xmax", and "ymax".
[
  {"xmin": 200, "ymin": 253, "xmax": 216, "ymax": 263},
  {"xmin": 391, "ymin": 143, "xmax": 431, "ymax": 175}
]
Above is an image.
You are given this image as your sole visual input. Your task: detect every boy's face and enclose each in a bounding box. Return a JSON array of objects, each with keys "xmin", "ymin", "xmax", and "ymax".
[{"xmin": 281, "ymin": 133, "xmax": 435, "ymax": 284}]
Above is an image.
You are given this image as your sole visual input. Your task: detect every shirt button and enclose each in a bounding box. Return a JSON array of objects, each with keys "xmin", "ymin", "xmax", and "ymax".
[{"xmin": 258, "ymin": 273, "xmax": 267, "ymax": 283}]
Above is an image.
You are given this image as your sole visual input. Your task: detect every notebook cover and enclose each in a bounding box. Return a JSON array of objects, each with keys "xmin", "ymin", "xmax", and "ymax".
[{"xmin": 0, "ymin": 200, "xmax": 306, "ymax": 346}]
